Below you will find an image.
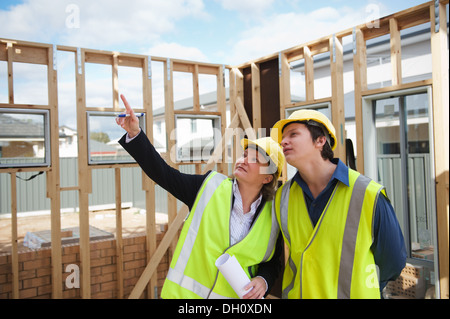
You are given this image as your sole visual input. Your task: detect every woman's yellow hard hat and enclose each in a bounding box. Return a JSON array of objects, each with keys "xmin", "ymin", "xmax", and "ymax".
[
  {"xmin": 270, "ymin": 109, "xmax": 337, "ymax": 150},
  {"xmin": 241, "ymin": 137, "xmax": 285, "ymax": 178}
]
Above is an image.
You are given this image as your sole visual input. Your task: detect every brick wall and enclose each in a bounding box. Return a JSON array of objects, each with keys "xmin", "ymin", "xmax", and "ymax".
[{"xmin": 0, "ymin": 231, "xmax": 170, "ymax": 299}]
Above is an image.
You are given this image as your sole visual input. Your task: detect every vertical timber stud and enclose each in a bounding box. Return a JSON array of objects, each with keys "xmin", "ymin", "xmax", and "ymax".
[
  {"xmin": 330, "ymin": 35, "xmax": 346, "ymax": 162},
  {"xmin": 389, "ymin": 18, "xmax": 402, "ymax": 86},
  {"xmin": 10, "ymin": 172, "xmax": 19, "ymax": 299},
  {"xmin": 48, "ymin": 44, "xmax": 63, "ymax": 299},
  {"xmin": 251, "ymin": 63, "xmax": 261, "ymax": 136},
  {"xmin": 115, "ymin": 167, "xmax": 124, "ymax": 298},
  {"xmin": 143, "ymin": 56, "xmax": 157, "ymax": 298},
  {"xmin": 430, "ymin": 0, "xmax": 449, "ymax": 299},
  {"xmin": 217, "ymin": 64, "xmax": 227, "ymax": 175},
  {"xmin": 112, "ymin": 53, "xmax": 119, "ymax": 110},
  {"xmin": 164, "ymin": 58, "xmax": 178, "ymax": 265},
  {"xmin": 352, "ymin": 28, "xmax": 367, "ymax": 174},
  {"xmin": 76, "ymin": 47, "xmax": 92, "ymax": 299},
  {"xmin": 6, "ymin": 42, "xmax": 14, "ymax": 104},
  {"xmin": 278, "ymin": 51, "xmax": 290, "ymax": 182},
  {"xmin": 304, "ymin": 46, "xmax": 314, "ymax": 102}
]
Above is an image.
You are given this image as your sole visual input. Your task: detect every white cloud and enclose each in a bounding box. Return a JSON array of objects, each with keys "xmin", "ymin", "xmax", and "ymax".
[
  {"xmin": 147, "ymin": 42, "xmax": 209, "ymax": 62},
  {"xmin": 0, "ymin": 0, "xmax": 209, "ymax": 50},
  {"xmin": 225, "ymin": 5, "xmax": 376, "ymax": 64},
  {"xmin": 215, "ymin": 0, "xmax": 275, "ymax": 15}
]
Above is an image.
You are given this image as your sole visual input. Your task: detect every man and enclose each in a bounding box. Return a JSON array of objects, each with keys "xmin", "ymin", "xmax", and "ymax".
[{"xmin": 270, "ymin": 109, "xmax": 406, "ymax": 299}]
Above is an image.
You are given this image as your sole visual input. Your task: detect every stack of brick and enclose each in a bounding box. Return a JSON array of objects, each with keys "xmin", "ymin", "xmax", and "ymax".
[
  {"xmin": 0, "ymin": 230, "xmax": 169, "ymax": 299},
  {"xmin": 385, "ymin": 263, "xmax": 426, "ymax": 299}
]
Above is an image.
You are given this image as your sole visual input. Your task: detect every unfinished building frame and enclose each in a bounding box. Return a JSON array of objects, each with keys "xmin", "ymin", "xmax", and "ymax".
[{"xmin": 0, "ymin": 0, "xmax": 448, "ymax": 299}]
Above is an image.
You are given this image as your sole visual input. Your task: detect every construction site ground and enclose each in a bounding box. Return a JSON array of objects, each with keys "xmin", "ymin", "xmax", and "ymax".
[{"xmin": 0, "ymin": 208, "xmax": 168, "ymax": 254}]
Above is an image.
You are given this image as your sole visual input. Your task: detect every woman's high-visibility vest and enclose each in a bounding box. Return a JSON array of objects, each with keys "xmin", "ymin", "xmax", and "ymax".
[
  {"xmin": 161, "ymin": 171, "xmax": 280, "ymax": 299},
  {"xmin": 274, "ymin": 169, "xmax": 385, "ymax": 299}
]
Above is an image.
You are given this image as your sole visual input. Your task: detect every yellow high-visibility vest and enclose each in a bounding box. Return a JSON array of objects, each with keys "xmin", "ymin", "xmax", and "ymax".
[
  {"xmin": 161, "ymin": 171, "xmax": 279, "ymax": 299},
  {"xmin": 274, "ymin": 169, "xmax": 385, "ymax": 299}
]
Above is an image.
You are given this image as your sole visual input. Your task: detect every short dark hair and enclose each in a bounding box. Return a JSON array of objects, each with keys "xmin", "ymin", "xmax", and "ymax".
[{"xmin": 306, "ymin": 124, "xmax": 334, "ymax": 161}]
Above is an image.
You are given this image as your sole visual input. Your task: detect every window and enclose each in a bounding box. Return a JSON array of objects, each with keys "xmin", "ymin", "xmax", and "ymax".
[
  {"xmin": 362, "ymin": 86, "xmax": 438, "ymax": 298},
  {"xmin": 0, "ymin": 108, "xmax": 50, "ymax": 168},
  {"xmin": 174, "ymin": 114, "xmax": 221, "ymax": 162},
  {"xmin": 87, "ymin": 111, "xmax": 146, "ymax": 164}
]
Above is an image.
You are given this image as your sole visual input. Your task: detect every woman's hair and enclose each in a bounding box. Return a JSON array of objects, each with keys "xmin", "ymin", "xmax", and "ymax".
[{"xmin": 260, "ymin": 171, "xmax": 279, "ymax": 201}]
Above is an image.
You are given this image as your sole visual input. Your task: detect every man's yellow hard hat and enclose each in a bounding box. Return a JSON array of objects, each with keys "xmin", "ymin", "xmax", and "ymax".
[
  {"xmin": 270, "ymin": 109, "xmax": 337, "ymax": 150},
  {"xmin": 241, "ymin": 137, "xmax": 285, "ymax": 178}
]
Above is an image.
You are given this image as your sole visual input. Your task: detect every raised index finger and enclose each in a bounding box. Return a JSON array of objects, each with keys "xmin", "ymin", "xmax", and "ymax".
[{"xmin": 120, "ymin": 94, "xmax": 133, "ymax": 114}]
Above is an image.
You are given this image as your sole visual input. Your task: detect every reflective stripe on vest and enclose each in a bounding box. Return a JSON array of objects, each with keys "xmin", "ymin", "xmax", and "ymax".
[
  {"xmin": 279, "ymin": 173, "xmax": 376, "ymax": 299},
  {"xmin": 165, "ymin": 171, "xmax": 279, "ymax": 299}
]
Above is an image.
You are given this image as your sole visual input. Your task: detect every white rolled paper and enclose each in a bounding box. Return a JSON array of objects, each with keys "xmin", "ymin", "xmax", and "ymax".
[{"xmin": 215, "ymin": 253, "xmax": 251, "ymax": 299}]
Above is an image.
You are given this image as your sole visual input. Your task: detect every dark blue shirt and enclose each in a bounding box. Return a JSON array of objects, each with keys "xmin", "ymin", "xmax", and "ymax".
[{"xmin": 292, "ymin": 158, "xmax": 406, "ymax": 292}]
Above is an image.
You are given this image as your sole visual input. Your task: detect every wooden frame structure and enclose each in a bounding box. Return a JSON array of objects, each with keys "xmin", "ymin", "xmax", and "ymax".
[{"xmin": 1, "ymin": 0, "xmax": 448, "ymax": 299}]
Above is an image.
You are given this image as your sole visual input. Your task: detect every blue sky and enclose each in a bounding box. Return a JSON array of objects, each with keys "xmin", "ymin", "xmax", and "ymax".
[
  {"xmin": 1, "ymin": 0, "xmax": 430, "ymax": 130},
  {"xmin": 1, "ymin": 0, "xmax": 428, "ymax": 65}
]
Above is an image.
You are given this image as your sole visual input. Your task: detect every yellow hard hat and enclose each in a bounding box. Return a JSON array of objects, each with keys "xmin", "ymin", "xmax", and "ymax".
[
  {"xmin": 241, "ymin": 137, "xmax": 285, "ymax": 178},
  {"xmin": 270, "ymin": 109, "xmax": 337, "ymax": 150}
]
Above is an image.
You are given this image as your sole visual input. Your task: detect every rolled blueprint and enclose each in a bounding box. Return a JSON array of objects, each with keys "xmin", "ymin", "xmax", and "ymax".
[{"xmin": 215, "ymin": 253, "xmax": 251, "ymax": 299}]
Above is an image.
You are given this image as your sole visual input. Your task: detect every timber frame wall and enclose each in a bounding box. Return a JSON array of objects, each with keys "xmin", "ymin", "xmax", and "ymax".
[{"xmin": 0, "ymin": 0, "xmax": 448, "ymax": 299}]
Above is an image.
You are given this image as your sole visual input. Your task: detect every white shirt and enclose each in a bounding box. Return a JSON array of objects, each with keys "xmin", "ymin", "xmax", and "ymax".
[{"xmin": 230, "ymin": 179, "xmax": 262, "ymax": 245}]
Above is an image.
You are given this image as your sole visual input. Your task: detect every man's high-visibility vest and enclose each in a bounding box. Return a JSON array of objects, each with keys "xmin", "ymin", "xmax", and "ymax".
[
  {"xmin": 161, "ymin": 171, "xmax": 279, "ymax": 299},
  {"xmin": 274, "ymin": 169, "xmax": 385, "ymax": 299}
]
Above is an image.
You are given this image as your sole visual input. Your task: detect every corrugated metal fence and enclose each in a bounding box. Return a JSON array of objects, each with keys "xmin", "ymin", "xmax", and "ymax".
[
  {"xmin": 0, "ymin": 157, "xmax": 198, "ymax": 215},
  {"xmin": 2, "ymin": 155, "xmax": 432, "ymax": 246}
]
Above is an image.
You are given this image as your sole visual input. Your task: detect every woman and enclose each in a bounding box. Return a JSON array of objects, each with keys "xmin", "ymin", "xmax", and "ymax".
[{"xmin": 116, "ymin": 94, "xmax": 284, "ymax": 299}]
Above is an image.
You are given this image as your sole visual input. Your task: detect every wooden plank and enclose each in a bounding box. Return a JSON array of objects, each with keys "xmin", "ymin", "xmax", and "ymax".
[
  {"xmin": 390, "ymin": 18, "xmax": 402, "ymax": 86},
  {"xmin": 362, "ymin": 18, "xmax": 390, "ymax": 41},
  {"xmin": 78, "ymin": 191, "xmax": 91, "ymax": 299},
  {"xmin": 360, "ymin": 79, "xmax": 432, "ymax": 97},
  {"xmin": 112, "ymin": 54, "xmax": 119, "ymax": 110},
  {"xmin": 172, "ymin": 61, "xmax": 219, "ymax": 75},
  {"xmin": 330, "ymin": 35, "xmax": 346, "ymax": 162},
  {"xmin": 278, "ymin": 52, "xmax": 291, "ymax": 181},
  {"xmin": 7, "ymin": 43, "xmax": 14, "ymax": 104},
  {"xmin": 251, "ymin": 63, "xmax": 261, "ymax": 133},
  {"xmin": 229, "ymin": 68, "xmax": 238, "ymax": 165},
  {"xmin": 47, "ymin": 44, "xmax": 63, "ymax": 299},
  {"xmin": 142, "ymin": 55, "xmax": 157, "ymax": 299},
  {"xmin": 0, "ymin": 42, "xmax": 7, "ymax": 61},
  {"xmin": 309, "ymin": 39, "xmax": 330, "ymax": 57},
  {"xmin": 430, "ymin": 1, "xmax": 449, "ymax": 299},
  {"xmin": 353, "ymin": 28, "xmax": 367, "ymax": 174},
  {"xmin": 12, "ymin": 44, "xmax": 49, "ymax": 65},
  {"xmin": 117, "ymin": 55, "xmax": 145, "ymax": 68},
  {"xmin": 115, "ymin": 167, "xmax": 124, "ymax": 299},
  {"xmin": 10, "ymin": 172, "xmax": 19, "ymax": 299},
  {"xmin": 76, "ymin": 48, "xmax": 92, "ymax": 299},
  {"xmin": 217, "ymin": 65, "xmax": 227, "ymax": 175},
  {"xmin": 163, "ymin": 58, "xmax": 179, "ymax": 265},
  {"xmin": 84, "ymin": 51, "xmax": 113, "ymax": 65},
  {"xmin": 174, "ymin": 110, "xmax": 221, "ymax": 116},
  {"xmin": 278, "ymin": 52, "xmax": 291, "ymax": 108},
  {"xmin": 193, "ymin": 64, "xmax": 200, "ymax": 112},
  {"xmin": 304, "ymin": 46, "xmax": 314, "ymax": 101},
  {"xmin": 0, "ymin": 103, "xmax": 53, "ymax": 110}
]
